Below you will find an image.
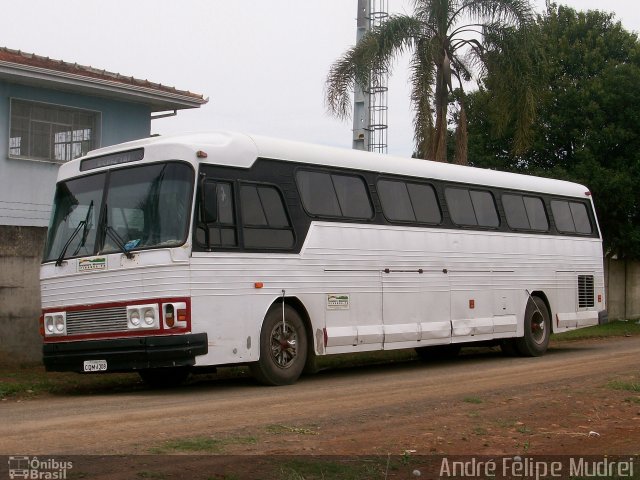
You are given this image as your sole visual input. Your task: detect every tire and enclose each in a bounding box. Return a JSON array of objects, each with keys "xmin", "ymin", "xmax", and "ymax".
[
  {"xmin": 516, "ymin": 296, "xmax": 551, "ymax": 357},
  {"xmin": 415, "ymin": 344, "xmax": 461, "ymax": 361},
  {"xmin": 139, "ymin": 366, "xmax": 190, "ymax": 388},
  {"xmin": 250, "ymin": 304, "xmax": 308, "ymax": 386}
]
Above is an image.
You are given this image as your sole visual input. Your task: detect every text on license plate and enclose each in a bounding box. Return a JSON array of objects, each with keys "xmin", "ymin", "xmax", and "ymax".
[{"xmin": 83, "ymin": 360, "xmax": 107, "ymax": 372}]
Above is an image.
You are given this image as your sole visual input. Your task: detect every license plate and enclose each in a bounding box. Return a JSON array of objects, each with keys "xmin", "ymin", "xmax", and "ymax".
[{"xmin": 83, "ymin": 360, "xmax": 107, "ymax": 372}]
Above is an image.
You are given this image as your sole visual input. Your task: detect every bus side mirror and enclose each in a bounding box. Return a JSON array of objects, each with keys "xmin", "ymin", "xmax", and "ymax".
[{"xmin": 200, "ymin": 180, "xmax": 218, "ymax": 224}]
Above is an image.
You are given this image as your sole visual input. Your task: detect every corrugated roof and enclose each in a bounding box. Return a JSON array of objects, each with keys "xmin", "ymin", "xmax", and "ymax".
[{"xmin": 0, "ymin": 46, "xmax": 208, "ymax": 110}]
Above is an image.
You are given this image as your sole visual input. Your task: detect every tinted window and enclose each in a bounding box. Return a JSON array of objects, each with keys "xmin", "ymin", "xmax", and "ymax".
[
  {"xmin": 296, "ymin": 171, "xmax": 341, "ymax": 216},
  {"xmin": 470, "ymin": 190, "xmax": 499, "ymax": 227},
  {"xmin": 445, "ymin": 188, "xmax": 477, "ymax": 226},
  {"xmin": 332, "ymin": 174, "xmax": 373, "ymax": 218},
  {"xmin": 240, "ymin": 184, "xmax": 294, "ymax": 249},
  {"xmin": 446, "ymin": 188, "xmax": 499, "ymax": 227},
  {"xmin": 502, "ymin": 194, "xmax": 529, "ymax": 229},
  {"xmin": 503, "ymin": 194, "xmax": 549, "ymax": 231},
  {"xmin": 407, "ymin": 183, "xmax": 441, "ymax": 224},
  {"xmin": 524, "ymin": 196, "xmax": 549, "ymax": 231},
  {"xmin": 551, "ymin": 200, "xmax": 592, "ymax": 234},
  {"xmin": 240, "ymin": 186, "xmax": 267, "ymax": 225},
  {"xmin": 378, "ymin": 180, "xmax": 441, "ymax": 224},
  {"xmin": 296, "ymin": 170, "xmax": 372, "ymax": 219},
  {"xmin": 198, "ymin": 181, "xmax": 237, "ymax": 247},
  {"xmin": 570, "ymin": 202, "xmax": 592, "ymax": 234},
  {"xmin": 377, "ymin": 180, "xmax": 415, "ymax": 222},
  {"xmin": 551, "ymin": 200, "xmax": 573, "ymax": 232}
]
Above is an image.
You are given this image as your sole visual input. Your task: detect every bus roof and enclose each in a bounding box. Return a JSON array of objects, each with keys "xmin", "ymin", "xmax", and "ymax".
[{"xmin": 60, "ymin": 131, "xmax": 590, "ymax": 198}]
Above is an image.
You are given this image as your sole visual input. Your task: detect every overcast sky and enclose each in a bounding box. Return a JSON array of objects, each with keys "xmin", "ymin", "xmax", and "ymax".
[{"xmin": 3, "ymin": 0, "xmax": 639, "ymax": 157}]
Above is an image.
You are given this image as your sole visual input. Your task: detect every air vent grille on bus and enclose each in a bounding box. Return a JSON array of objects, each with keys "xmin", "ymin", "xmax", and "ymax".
[
  {"xmin": 578, "ymin": 275, "xmax": 595, "ymax": 308},
  {"xmin": 66, "ymin": 306, "xmax": 128, "ymax": 335}
]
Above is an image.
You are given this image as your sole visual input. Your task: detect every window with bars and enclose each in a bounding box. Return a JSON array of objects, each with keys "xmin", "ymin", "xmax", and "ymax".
[
  {"xmin": 578, "ymin": 275, "xmax": 595, "ymax": 308},
  {"xmin": 9, "ymin": 99, "xmax": 99, "ymax": 162}
]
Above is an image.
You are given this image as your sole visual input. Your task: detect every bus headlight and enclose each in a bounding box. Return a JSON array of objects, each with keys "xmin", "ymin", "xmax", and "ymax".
[
  {"xmin": 129, "ymin": 310, "xmax": 141, "ymax": 327},
  {"xmin": 43, "ymin": 312, "xmax": 66, "ymax": 336},
  {"xmin": 127, "ymin": 304, "xmax": 159, "ymax": 330},
  {"xmin": 143, "ymin": 308, "xmax": 156, "ymax": 326}
]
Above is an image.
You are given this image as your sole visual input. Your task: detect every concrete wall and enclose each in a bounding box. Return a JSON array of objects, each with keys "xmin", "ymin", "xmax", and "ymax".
[
  {"xmin": 0, "ymin": 225, "xmax": 46, "ymax": 364},
  {"xmin": 605, "ymin": 257, "xmax": 640, "ymax": 321}
]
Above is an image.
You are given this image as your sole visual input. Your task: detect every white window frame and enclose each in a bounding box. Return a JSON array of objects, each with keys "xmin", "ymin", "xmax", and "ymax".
[{"xmin": 8, "ymin": 98, "xmax": 101, "ymax": 164}]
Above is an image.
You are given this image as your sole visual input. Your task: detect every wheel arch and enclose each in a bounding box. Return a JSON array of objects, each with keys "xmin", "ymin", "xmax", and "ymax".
[
  {"xmin": 269, "ymin": 296, "xmax": 316, "ymax": 355},
  {"xmin": 529, "ymin": 290, "xmax": 553, "ymax": 331}
]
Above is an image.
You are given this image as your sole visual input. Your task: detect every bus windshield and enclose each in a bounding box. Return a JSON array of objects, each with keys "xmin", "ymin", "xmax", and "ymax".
[{"xmin": 43, "ymin": 161, "xmax": 194, "ymax": 263}]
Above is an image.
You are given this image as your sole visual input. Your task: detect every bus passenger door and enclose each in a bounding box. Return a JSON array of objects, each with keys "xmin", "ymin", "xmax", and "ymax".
[{"xmin": 381, "ymin": 268, "xmax": 451, "ymax": 348}]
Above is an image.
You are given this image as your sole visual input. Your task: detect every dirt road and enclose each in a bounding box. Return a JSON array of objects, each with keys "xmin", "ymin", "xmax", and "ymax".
[{"xmin": 1, "ymin": 336, "xmax": 639, "ymax": 458}]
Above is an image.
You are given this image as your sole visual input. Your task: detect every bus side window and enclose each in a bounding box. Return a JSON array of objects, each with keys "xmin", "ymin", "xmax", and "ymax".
[
  {"xmin": 377, "ymin": 179, "xmax": 441, "ymax": 224},
  {"xmin": 197, "ymin": 181, "xmax": 237, "ymax": 247},
  {"xmin": 296, "ymin": 170, "xmax": 372, "ymax": 219},
  {"xmin": 551, "ymin": 200, "xmax": 592, "ymax": 234},
  {"xmin": 446, "ymin": 187, "xmax": 499, "ymax": 227},
  {"xmin": 240, "ymin": 184, "xmax": 294, "ymax": 249},
  {"xmin": 503, "ymin": 194, "xmax": 549, "ymax": 231}
]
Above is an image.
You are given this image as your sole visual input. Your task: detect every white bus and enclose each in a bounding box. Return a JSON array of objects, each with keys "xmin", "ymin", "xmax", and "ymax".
[{"xmin": 40, "ymin": 132, "xmax": 606, "ymax": 386}]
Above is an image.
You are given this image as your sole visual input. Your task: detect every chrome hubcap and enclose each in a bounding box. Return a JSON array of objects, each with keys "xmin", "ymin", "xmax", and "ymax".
[
  {"xmin": 531, "ymin": 311, "xmax": 546, "ymax": 344},
  {"xmin": 270, "ymin": 322, "xmax": 298, "ymax": 369}
]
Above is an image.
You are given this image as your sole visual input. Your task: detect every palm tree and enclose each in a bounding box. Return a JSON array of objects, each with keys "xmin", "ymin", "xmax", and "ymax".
[{"xmin": 326, "ymin": 0, "xmax": 536, "ymax": 164}]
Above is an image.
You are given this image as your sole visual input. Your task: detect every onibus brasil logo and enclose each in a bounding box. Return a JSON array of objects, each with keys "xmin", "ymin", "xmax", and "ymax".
[{"xmin": 8, "ymin": 456, "xmax": 73, "ymax": 479}]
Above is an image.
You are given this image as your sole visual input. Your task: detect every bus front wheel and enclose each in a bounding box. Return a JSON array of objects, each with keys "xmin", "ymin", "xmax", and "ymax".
[
  {"xmin": 250, "ymin": 304, "xmax": 307, "ymax": 386},
  {"xmin": 516, "ymin": 296, "xmax": 550, "ymax": 357}
]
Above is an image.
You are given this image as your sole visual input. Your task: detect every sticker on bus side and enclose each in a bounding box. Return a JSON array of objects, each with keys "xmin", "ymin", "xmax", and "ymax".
[
  {"xmin": 327, "ymin": 294, "xmax": 350, "ymax": 310},
  {"xmin": 78, "ymin": 257, "xmax": 107, "ymax": 272}
]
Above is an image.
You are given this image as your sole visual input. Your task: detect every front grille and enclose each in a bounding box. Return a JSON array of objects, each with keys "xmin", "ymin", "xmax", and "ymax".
[
  {"xmin": 578, "ymin": 275, "xmax": 595, "ymax": 308},
  {"xmin": 66, "ymin": 306, "xmax": 128, "ymax": 335}
]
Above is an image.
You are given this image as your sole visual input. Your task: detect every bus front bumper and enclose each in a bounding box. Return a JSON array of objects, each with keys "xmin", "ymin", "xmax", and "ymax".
[{"xmin": 43, "ymin": 333, "xmax": 208, "ymax": 373}]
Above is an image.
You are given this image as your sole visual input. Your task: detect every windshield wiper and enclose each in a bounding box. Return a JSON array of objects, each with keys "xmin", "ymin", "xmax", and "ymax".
[
  {"xmin": 55, "ymin": 201, "xmax": 94, "ymax": 266},
  {"xmin": 102, "ymin": 204, "xmax": 134, "ymax": 259}
]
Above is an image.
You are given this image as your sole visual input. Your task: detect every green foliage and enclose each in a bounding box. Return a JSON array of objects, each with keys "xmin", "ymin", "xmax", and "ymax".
[
  {"xmin": 607, "ymin": 380, "xmax": 640, "ymax": 393},
  {"xmin": 326, "ymin": 0, "xmax": 537, "ymax": 163},
  {"xmin": 467, "ymin": 4, "xmax": 640, "ymax": 258}
]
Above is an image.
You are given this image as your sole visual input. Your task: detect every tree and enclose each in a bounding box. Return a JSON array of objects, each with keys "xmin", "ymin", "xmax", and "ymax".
[
  {"xmin": 467, "ymin": 4, "xmax": 640, "ymax": 259},
  {"xmin": 325, "ymin": 0, "xmax": 536, "ymax": 163}
]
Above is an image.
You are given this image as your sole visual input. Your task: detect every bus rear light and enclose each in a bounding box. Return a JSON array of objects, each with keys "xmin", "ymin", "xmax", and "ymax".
[
  {"xmin": 163, "ymin": 302, "xmax": 188, "ymax": 329},
  {"xmin": 598, "ymin": 294, "xmax": 602, "ymax": 303}
]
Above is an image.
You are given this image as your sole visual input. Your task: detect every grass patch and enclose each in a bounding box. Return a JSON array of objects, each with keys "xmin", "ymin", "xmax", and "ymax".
[
  {"xmin": 607, "ymin": 380, "xmax": 640, "ymax": 393},
  {"xmin": 463, "ymin": 396, "xmax": 483, "ymax": 404},
  {"xmin": 278, "ymin": 458, "xmax": 390, "ymax": 480},
  {"xmin": 552, "ymin": 320, "xmax": 640, "ymax": 342},
  {"xmin": 472, "ymin": 426, "xmax": 489, "ymax": 436},
  {"xmin": 266, "ymin": 424, "xmax": 319, "ymax": 435},
  {"xmin": 0, "ymin": 364, "xmax": 141, "ymax": 399},
  {"xmin": 624, "ymin": 397, "xmax": 640, "ymax": 405},
  {"xmin": 151, "ymin": 435, "xmax": 256, "ymax": 454}
]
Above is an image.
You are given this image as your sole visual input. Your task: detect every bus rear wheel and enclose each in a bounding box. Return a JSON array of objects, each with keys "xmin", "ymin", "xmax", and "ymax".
[
  {"xmin": 250, "ymin": 304, "xmax": 307, "ymax": 386},
  {"xmin": 516, "ymin": 296, "xmax": 550, "ymax": 357}
]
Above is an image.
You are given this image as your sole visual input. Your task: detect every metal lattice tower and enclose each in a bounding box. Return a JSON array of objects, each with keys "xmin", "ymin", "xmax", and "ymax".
[{"xmin": 352, "ymin": 0, "xmax": 389, "ymax": 153}]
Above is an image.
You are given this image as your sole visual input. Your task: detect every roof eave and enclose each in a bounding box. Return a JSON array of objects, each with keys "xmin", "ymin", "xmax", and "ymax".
[{"xmin": 0, "ymin": 61, "xmax": 208, "ymax": 112}]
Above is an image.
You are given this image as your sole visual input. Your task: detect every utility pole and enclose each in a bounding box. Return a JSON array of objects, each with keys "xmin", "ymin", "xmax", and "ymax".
[{"xmin": 352, "ymin": 0, "xmax": 388, "ymax": 153}]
